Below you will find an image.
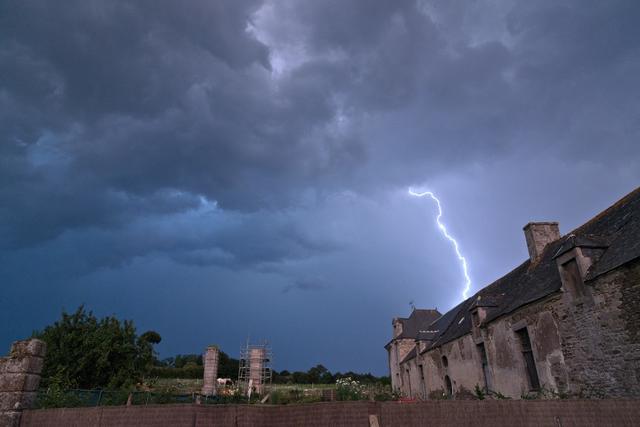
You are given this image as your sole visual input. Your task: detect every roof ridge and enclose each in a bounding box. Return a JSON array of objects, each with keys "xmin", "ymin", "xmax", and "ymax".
[
  {"xmin": 407, "ymin": 186, "xmax": 640, "ymax": 354},
  {"xmin": 569, "ymin": 186, "xmax": 640, "ymax": 236},
  {"xmin": 466, "ymin": 186, "xmax": 640, "ymax": 299}
]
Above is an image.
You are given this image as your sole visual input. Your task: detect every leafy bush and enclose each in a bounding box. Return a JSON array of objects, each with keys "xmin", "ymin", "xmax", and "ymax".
[
  {"xmin": 373, "ymin": 390, "xmax": 398, "ymax": 401},
  {"xmin": 35, "ymin": 306, "xmax": 161, "ymax": 389},
  {"xmin": 473, "ymin": 384, "xmax": 485, "ymax": 400},
  {"xmin": 488, "ymin": 390, "xmax": 510, "ymax": 400},
  {"xmin": 35, "ymin": 383, "xmax": 90, "ymax": 409},
  {"xmin": 336, "ymin": 377, "xmax": 366, "ymax": 401}
]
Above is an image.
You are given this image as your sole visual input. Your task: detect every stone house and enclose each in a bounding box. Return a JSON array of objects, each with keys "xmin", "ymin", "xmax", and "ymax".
[{"xmin": 386, "ymin": 187, "xmax": 640, "ymax": 399}]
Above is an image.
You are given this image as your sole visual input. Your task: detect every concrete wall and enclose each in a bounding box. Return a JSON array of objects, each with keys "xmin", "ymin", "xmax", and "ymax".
[
  {"xmin": 20, "ymin": 400, "xmax": 640, "ymax": 427},
  {"xmin": 0, "ymin": 339, "xmax": 46, "ymax": 427},
  {"xmin": 21, "ymin": 402, "xmax": 376, "ymax": 427},
  {"xmin": 377, "ymin": 399, "xmax": 640, "ymax": 427}
]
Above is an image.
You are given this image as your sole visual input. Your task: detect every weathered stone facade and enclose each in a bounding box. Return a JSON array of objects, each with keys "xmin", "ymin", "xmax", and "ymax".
[
  {"xmin": 0, "ymin": 339, "xmax": 46, "ymax": 427},
  {"xmin": 201, "ymin": 346, "xmax": 220, "ymax": 396},
  {"xmin": 388, "ymin": 187, "xmax": 640, "ymax": 399},
  {"xmin": 386, "ymin": 310, "xmax": 440, "ymax": 394}
]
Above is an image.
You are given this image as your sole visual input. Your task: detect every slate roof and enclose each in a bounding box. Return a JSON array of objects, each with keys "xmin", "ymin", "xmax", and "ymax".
[
  {"xmin": 385, "ymin": 309, "xmax": 441, "ymax": 349},
  {"xmin": 415, "ymin": 186, "xmax": 640, "ymax": 353},
  {"xmin": 396, "ymin": 309, "xmax": 442, "ymax": 339},
  {"xmin": 553, "ymin": 235, "xmax": 608, "ymax": 259}
]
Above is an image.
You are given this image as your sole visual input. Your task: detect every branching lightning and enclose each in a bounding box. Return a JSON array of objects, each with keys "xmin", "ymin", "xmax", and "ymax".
[{"xmin": 408, "ymin": 188, "xmax": 472, "ymax": 300}]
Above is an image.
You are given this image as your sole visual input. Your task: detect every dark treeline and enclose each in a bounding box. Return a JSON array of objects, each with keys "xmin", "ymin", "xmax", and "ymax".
[
  {"xmin": 273, "ymin": 364, "xmax": 389, "ymax": 385},
  {"xmin": 151, "ymin": 352, "xmax": 238, "ymax": 379},
  {"xmin": 35, "ymin": 306, "xmax": 388, "ymax": 388},
  {"xmin": 153, "ymin": 356, "xmax": 389, "ymax": 385}
]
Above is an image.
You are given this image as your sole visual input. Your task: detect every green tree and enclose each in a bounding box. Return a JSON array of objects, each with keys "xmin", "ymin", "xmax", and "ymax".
[
  {"xmin": 292, "ymin": 371, "xmax": 310, "ymax": 384},
  {"xmin": 307, "ymin": 364, "xmax": 328, "ymax": 383},
  {"xmin": 173, "ymin": 354, "xmax": 202, "ymax": 369},
  {"xmin": 218, "ymin": 350, "xmax": 239, "ymax": 379},
  {"xmin": 35, "ymin": 306, "xmax": 161, "ymax": 389}
]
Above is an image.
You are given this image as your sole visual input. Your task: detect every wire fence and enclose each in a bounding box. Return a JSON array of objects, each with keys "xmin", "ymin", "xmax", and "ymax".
[
  {"xmin": 34, "ymin": 389, "xmax": 249, "ymax": 409},
  {"xmin": 34, "ymin": 383, "xmax": 392, "ymax": 408}
]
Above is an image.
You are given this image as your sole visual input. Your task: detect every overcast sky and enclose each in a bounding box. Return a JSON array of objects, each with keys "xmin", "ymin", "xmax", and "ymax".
[{"xmin": 1, "ymin": 0, "xmax": 639, "ymax": 375}]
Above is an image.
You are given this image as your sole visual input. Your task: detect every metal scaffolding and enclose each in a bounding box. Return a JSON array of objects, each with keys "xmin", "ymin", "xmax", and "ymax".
[{"xmin": 237, "ymin": 340, "xmax": 273, "ymax": 397}]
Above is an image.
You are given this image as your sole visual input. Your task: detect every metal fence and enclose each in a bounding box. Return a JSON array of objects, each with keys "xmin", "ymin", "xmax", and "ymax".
[{"xmin": 34, "ymin": 389, "xmax": 247, "ymax": 408}]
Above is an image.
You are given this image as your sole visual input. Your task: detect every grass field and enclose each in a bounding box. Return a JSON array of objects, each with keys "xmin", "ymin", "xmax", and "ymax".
[
  {"xmin": 153, "ymin": 378, "xmax": 204, "ymax": 393},
  {"xmin": 152, "ymin": 378, "xmax": 336, "ymax": 394}
]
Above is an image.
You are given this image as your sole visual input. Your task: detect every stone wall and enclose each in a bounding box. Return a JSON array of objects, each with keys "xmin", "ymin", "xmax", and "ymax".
[
  {"xmin": 388, "ymin": 339, "xmax": 413, "ymax": 392},
  {"xmin": 483, "ymin": 294, "xmax": 569, "ymax": 397},
  {"xmin": 401, "ymin": 357, "xmax": 424, "ymax": 399},
  {"xmin": 0, "ymin": 339, "xmax": 46, "ymax": 427},
  {"xmin": 20, "ymin": 400, "xmax": 640, "ymax": 427},
  {"xmin": 424, "ymin": 334, "xmax": 486, "ymax": 398},
  {"xmin": 201, "ymin": 346, "xmax": 219, "ymax": 396},
  {"xmin": 558, "ymin": 258, "xmax": 640, "ymax": 396},
  {"xmin": 399, "ymin": 258, "xmax": 640, "ymax": 400}
]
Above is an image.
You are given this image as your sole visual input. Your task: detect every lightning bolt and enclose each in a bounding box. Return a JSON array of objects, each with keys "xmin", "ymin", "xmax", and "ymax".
[{"xmin": 408, "ymin": 188, "xmax": 472, "ymax": 300}]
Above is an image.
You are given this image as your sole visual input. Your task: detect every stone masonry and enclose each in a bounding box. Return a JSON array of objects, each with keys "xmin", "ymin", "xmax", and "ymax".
[
  {"xmin": 388, "ymin": 187, "xmax": 640, "ymax": 399},
  {"xmin": 201, "ymin": 346, "xmax": 219, "ymax": 396},
  {"xmin": 0, "ymin": 339, "xmax": 46, "ymax": 427}
]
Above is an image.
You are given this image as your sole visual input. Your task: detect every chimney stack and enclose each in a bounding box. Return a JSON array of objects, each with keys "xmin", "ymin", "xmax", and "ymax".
[{"xmin": 523, "ymin": 222, "xmax": 560, "ymax": 261}]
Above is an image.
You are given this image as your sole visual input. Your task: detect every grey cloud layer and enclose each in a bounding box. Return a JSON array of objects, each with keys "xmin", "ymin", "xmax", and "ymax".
[
  {"xmin": 1, "ymin": 0, "xmax": 640, "ymax": 371},
  {"xmin": 3, "ymin": 0, "xmax": 639, "ymax": 253}
]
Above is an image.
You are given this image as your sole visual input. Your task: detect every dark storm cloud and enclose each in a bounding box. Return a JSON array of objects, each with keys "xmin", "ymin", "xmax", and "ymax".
[
  {"xmin": 0, "ymin": 0, "xmax": 353, "ymax": 249},
  {"xmin": 3, "ymin": 0, "xmax": 638, "ymax": 250},
  {"xmin": 282, "ymin": 278, "xmax": 329, "ymax": 294},
  {"xmin": 1, "ymin": 0, "xmax": 639, "ymax": 372}
]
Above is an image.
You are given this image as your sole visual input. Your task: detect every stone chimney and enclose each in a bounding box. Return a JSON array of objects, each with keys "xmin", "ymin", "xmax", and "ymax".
[
  {"xmin": 392, "ymin": 318, "xmax": 404, "ymax": 338},
  {"xmin": 523, "ymin": 222, "xmax": 560, "ymax": 261}
]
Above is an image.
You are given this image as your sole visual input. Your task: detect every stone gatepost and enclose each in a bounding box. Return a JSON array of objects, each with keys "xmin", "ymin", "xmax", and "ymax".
[
  {"xmin": 0, "ymin": 339, "xmax": 46, "ymax": 427},
  {"xmin": 201, "ymin": 346, "xmax": 219, "ymax": 396}
]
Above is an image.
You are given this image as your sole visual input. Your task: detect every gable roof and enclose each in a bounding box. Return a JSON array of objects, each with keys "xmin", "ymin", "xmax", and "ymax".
[
  {"xmin": 418, "ymin": 186, "xmax": 640, "ymax": 352},
  {"xmin": 385, "ymin": 309, "xmax": 441, "ymax": 348}
]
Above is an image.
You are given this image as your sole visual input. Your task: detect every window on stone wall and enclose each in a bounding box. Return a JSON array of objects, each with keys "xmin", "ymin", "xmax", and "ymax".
[
  {"xmin": 477, "ymin": 343, "xmax": 492, "ymax": 391},
  {"xmin": 560, "ymin": 258, "xmax": 584, "ymax": 297},
  {"xmin": 419, "ymin": 364, "xmax": 427, "ymax": 398},
  {"xmin": 516, "ymin": 328, "xmax": 540, "ymax": 390},
  {"xmin": 442, "ymin": 355, "xmax": 448, "ymax": 369},
  {"xmin": 444, "ymin": 375, "xmax": 453, "ymax": 396}
]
